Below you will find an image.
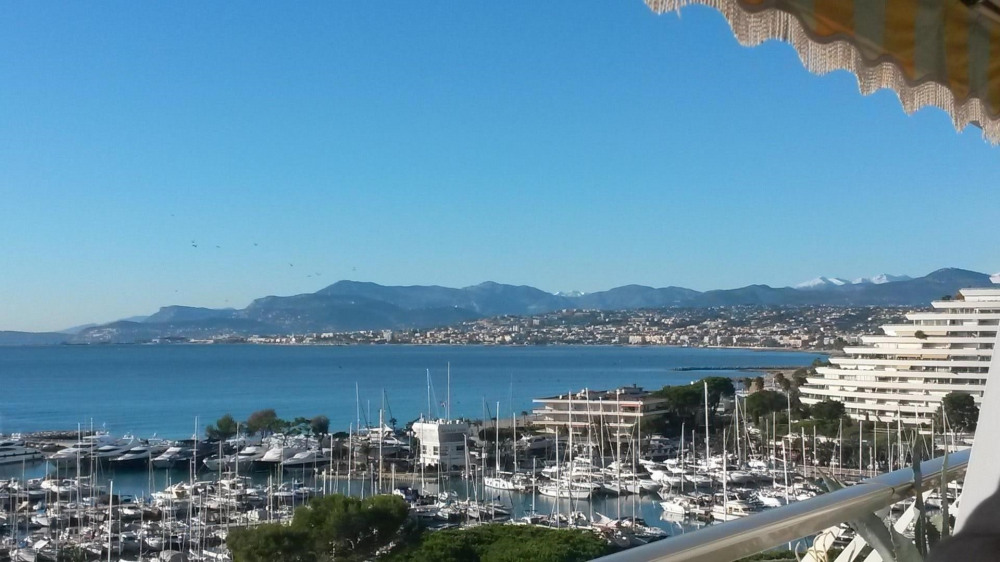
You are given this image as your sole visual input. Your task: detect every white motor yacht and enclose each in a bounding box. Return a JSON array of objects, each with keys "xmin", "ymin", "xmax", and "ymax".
[
  {"xmin": 517, "ymin": 434, "xmax": 553, "ymax": 452},
  {"xmin": 203, "ymin": 454, "xmax": 236, "ymax": 472},
  {"xmin": 111, "ymin": 445, "xmax": 157, "ymax": 469},
  {"xmin": 710, "ymin": 501, "xmax": 753, "ymax": 522},
  {"xmin": 0, "ymin": 440, "xmax": 44, "ymax": 466},
  {"xmin": 231, "ymin": 445, "xmax": 269, "ymax": 470},
  {"xmin": 281, "ymin": 449, "xmax": 331, "ymax": 471},
  {"xmin": 659, "ymin": 495, "xmax": 697, "ymax": 516},
  {"xmin": 259, "ymin": 445, "xmax": 305, "ymax": 465},
  {"xmin": 47, "ymin": 433, "xmax": 116, "ymax": 467},
  {"xmin": 151, "ymin": 445, "xmax": 195, "ymax": 469}
]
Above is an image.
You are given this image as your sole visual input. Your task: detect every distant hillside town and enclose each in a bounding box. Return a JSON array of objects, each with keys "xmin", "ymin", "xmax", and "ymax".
[{"xmin": 238, "ymin": 305, "xmax": 907, "ymax": 351}]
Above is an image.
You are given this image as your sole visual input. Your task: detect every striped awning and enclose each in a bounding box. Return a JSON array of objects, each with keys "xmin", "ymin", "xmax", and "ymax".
[{"xmin": 647, "ymin": 0, "xmax": 1000, "ymax": 144}]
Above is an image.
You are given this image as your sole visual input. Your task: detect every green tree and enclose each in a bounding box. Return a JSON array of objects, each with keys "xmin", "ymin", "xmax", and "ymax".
[
  {"xmin": 228, "ymin": 523, "xmax": 313, "ymax": 562},
  {"xmin": 228, "ymin": 494, "xmax": 410, "ymax": 562},
  {"xmin": 773, "ymin": 372, "xmax": 791, "ymax": 392},
  {"xmin": 246, "ymin": 409, "xmax": 280, "ymax": 435},
  {"xmin": 700, "ymin": 376, "xmax": 736, "ymax": 420},
  {"xmin": 281, "ymin": 416, "xmax": 312, "ymax": 434},
  {"xmin": 791, "ymin": 368, "xmax": 810, "ymax": 389},
  {"xmin": 745, "ymin": 390, "xmax": 787, "ymax": 424},
  {"xmin": 292, "ymin": 494, "xmax": 409, "ymax": 561},
  {"xmin": 814, "ymin": 441, "xmax": 836, "ymax": 466},
  {"xmin": 655, "ymin": 383, "xmax": 704, "ymax": 429},
  {"xmin": 749, "ymin": 376, "xmax": 765, "ymax": 393},
  {"xmin": 390, "ymin": 524, "xmax": 611, "ymax": 562},
  {"xmin": 310, "ymin": 415, "xmax": 330, "ymax": 436},
  {"xmin": 941, "ymin": 392, "xmax": 979, "ymax": 432},
  {"xmin": 811, "ymin": 399, "xmax": 846, "ymax": 422},
  {"xmin": 206, "ymin": 413, "xmax": 239, "ymax": 440}
]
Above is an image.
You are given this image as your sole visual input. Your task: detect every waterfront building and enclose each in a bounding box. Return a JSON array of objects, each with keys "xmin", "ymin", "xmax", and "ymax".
[
  {"xmin": 800, "ymin": 287, "xmax": 1000, "ymax": 425},
  {"xmin": 410, "ymin": 418, "xmax": 469, "ymax": 470},
  {"xmin": 531, "ymin": 385, "xmax": 668, "ymax": 437}
]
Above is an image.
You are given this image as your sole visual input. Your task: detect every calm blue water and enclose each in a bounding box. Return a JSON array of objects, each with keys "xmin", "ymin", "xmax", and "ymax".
[{"xmin": 0, "ymin": 344, "xmax": 823, "ymax": 438}]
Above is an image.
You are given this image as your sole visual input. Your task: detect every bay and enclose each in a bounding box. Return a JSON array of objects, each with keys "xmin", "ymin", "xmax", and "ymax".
[{"xmin": 0, "ymin": 344, "xmax": 822, "ymax": 438}]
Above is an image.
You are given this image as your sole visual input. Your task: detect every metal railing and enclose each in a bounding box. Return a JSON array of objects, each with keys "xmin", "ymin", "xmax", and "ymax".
[{"xmin": 596, "ymin": 449, "xmax": 970, "ymax": 562}]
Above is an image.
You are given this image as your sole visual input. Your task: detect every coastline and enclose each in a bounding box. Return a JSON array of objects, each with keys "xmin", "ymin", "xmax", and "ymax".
[{"xmin": 26, "ymin": 340, "xmax": 839, "ymax": 355}]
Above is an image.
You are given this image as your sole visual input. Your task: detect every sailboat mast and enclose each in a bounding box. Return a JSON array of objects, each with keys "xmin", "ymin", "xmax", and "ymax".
[
  {"xmin": 378, "ymin": 408, "xmax": 384, "ymax": 493},
  {"xmin": 734, "ymin": 394, "xmax": 742, "ymax": 464},
  {"xmin": 722, "ymin": 427, "xmax": 728, "ymax": 519},
  {"xmin": 512, "ymin": 410, "xmax": 517, "ymax": 475},
  {"xmin": 568, "ymin": 390, "xmax": 574, "ymax": 503},
  {"xmin": 495, "ymin": 401, "xmax": 501, "ymax": 476},
  {"xmin": 447, "ymin": 362, "xmax": 451, "ymax": 421},
  {"xmin": 703, "ymin": 382, "xmax": 710, "ymax": 464}
]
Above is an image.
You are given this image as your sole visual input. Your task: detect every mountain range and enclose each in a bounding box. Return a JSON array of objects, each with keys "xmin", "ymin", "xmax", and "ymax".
[
  {"xmin": 793, "ymin": 273, "xmax": 912, "ymax": 289},
  {"xmin": 3, "ymin": 268, "xmax": 995, "ymax": 345}
]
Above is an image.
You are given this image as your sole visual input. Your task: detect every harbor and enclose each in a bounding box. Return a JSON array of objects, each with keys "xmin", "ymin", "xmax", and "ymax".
[{"xmin": 0, "ymin": 380, "xmax": 961, "ymax": 562}]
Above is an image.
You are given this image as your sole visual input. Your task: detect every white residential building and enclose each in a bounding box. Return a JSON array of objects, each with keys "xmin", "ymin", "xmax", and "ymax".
[
  {"xmin": 532, "ymin": 386, "xmax": 668, "ymax": 438},
  {"xmin": 410, "ymin": 418, "xmax": 469, "ymax": 471},
  {"xmin": 800, "ymin": 287, "xmax": 1000, "ymax": 425}
]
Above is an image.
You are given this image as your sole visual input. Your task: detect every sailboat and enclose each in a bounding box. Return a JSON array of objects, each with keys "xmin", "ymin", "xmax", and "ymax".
[
  {"xmin": 538, "ymin": 392, "xmax": 591, "ymax": 500},
  {"xmin": 484, "ymin": 402, "xmax": 517, "ymax": 491},
  {"xmin": 484, "ymin": 405, "xmax": 533, "ymax": 492}
]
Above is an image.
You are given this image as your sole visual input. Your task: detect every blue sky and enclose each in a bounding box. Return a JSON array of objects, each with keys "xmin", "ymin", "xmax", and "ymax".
[{"xmin": 2, "ymin": 2, "xmax": 998, "ymax": 332}]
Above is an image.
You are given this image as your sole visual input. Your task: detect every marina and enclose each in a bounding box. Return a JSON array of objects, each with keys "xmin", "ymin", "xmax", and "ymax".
[
  {"xmin": 1, "ymin": 379, "xmax": 959, "ymax": 562},
  {"xmin": 3, "ymin": 344, "xmax": 938, "ymax": 561}
]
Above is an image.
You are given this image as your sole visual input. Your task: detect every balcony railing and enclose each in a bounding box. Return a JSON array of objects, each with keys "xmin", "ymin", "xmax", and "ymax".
[{"xmin": 595, "ymin": 449, "xmax": 969, "ymax": 562}]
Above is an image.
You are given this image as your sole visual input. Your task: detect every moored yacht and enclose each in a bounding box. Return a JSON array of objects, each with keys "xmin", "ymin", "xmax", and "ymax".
[
  {"xmin": 538, "ymin": 481, "xmax": 592, "ymax": 500},
  {"xmin": 47, "ymin": 432, "xmax": 117, "ymax": 467},
  {"xmin": 151, "ymin": 445, "xmax": 194, "ymax": 470},
  {"xmin": 92, "ymin": 435, "xmax": 137, "ymax": 463},
  {"xmin": 0, "ymin": 439, "xmax": 44, "ymax": 466},
  {"xmin": 281, "ymin": 449, "xmax": 331, "ymax": 472},
  {"xmin": 232, "ymin": 444, "xmax": 269, "ymax": 470},
  {"xmin": 259, "ymin": 444, "xmax": 306, "ymax": 466},
  {"xmin": 111, "ymin": 441, "xmax": 168, "ymax": 469}
]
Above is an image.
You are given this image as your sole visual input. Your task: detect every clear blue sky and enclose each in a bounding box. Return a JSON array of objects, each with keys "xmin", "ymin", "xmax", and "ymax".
[{"xmin": 2, "ymin": 2, "xmax": 998, "ymax": 332}]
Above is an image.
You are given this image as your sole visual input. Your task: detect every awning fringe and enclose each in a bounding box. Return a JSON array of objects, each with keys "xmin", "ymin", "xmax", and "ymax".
[{"xmin": 647, "ymin": 0, "xmax": 1000, "ymax": 145}]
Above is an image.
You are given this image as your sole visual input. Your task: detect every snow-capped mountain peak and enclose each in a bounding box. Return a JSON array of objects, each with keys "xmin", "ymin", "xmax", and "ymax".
[
  {"xmin": 794, "ymin": 273, "xmax": 911, "ymax": 290},
  {"xmin": 554, "ymin": 290, "xmax": 586, "ymax": 297},
  {"xmin": 852, "ymin": 273, "xmax": 912, "ymax": 285},
  {"xmin": 794, "ymin": 277, "xmax": 850, "ymax": 290},
  {"xmin": 991, "ymin": 273, "xmax": 1000, "ymax": 284}
]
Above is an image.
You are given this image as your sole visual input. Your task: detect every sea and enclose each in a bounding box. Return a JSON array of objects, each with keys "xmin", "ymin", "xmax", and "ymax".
[
  {"xmin": 0, "ymin": 344, "xmax": 823, "ymax": 438},
  {"xmin": 0, "ymin": 344, "xmax": 823, "ymax": 534}
]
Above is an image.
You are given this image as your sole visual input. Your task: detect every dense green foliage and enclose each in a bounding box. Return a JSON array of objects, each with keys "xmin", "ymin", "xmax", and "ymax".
[
  {"xmin": 228, "ymin": 494, "xmax": 410, "ymax": 562},
  {"xmin": 246, "ymin": 408, "xmax": 281, "ymax": 435},
  {"xmin": 941, "ymin": 391, "xmax": 979, "ymax": 432},
  {"xmin": 206, "ymin": 413, "xmax": 239, "ymax": 440},
  {"xmin": 228, "ymin": 524, "xmax": 313, "ymax": 562},
  {"xmin": 702, "ymin": 376, "xmax": 736, "ymax": 420},
  {"xmin": 310, "ymin": 415, "xmax": 330, "ymax": 435},
  {"xmin": 810, "ymin": 399, "xmax": 846, "ymax": 422},
  {"xmin": 649, "ymin": 376, "xmax": 735, "ymax": 435},
  {"xmin": 745, "ymin": 390, "xmax": 787, "ymax": 424},
  {"xmin": 388, "ymin": 524, "xmax": 612, "ymax": 562},
  {"xmin": 226, "ymin": 408, "xmax": 333, "ymax": 436}
]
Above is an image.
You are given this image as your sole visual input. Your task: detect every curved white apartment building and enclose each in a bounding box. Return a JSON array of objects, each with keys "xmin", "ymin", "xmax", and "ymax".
[{"xmin": 800, "ymin": 287, "xmax": 1000, "ymax": 425}]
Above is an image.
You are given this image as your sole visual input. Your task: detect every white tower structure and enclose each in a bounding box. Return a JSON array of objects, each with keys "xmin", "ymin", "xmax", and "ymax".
[{"xmin": 800, "ymin": 287, "xmax": 1000, "ymax": 425}]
